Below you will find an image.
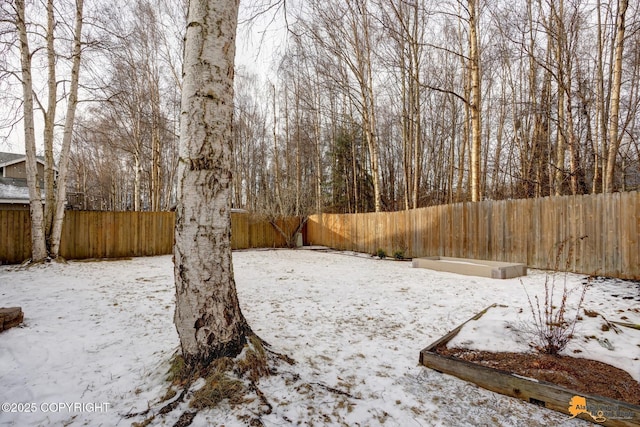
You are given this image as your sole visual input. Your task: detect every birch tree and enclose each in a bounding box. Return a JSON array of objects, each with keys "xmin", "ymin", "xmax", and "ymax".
[
  {"xmin": 14, "ymin": 0, "xmax": 47, "ymax": 261},
  {"xmin": 9, "ymin": 0, "xmax": 84, "ymax": 261},
  {"xmin": 174, "ymin": 0, "xmax": 254, "ymax": 367},
  {"xmin": 305, "ymin": 0, "xmax": 383, "ymax": 212},
  {"xmin": 468, "ymin": 0, "xmax": 482, "ymax": 202},
  {"xmin": 604, "ymin": 0, "xmax": 629, "ymax": 193},
  {"xmin": 50, "ymin": 0, "xmax": 83, "ymax": 256},
  {"xmin": 379, "ymin": 0, "xmax": 426, "ymax": 209}
]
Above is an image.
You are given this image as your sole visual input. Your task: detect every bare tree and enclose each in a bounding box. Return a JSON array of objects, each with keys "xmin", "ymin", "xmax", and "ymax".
[
  {"xmin": 66, "ymin": 0, "xmax": 181, "ymax": 212},
  {"xmin": 467, "ymin": 0, "xmax": 482, "ymax": 202},
  {"xmin": 14, "ymin": 0, "xmax": 47, "ymax": 261},
  {"xmin": 174, "ymin": 0, "xmax": 254, "ymax": 368},
  {"xmin": 49, "ymin": 0, "xmax": 640, "ymax": 222},
  {"xmin": 604, "ymin": 0, "xmax": 629, "ymax": 193},
  {"xmin": 8, "ymin": 0, "xmax": 83, "ymax": 261},
  {"xmin": 378, "ymin": 0, "xmax": 427, "ymax": 209},
  {"xmin": 50, "ymin": 0, "xmax": 84, "ymax": 255},
  {"xmin": 304, "ymin": 0, "xmax": 384, "ymax": 212}
]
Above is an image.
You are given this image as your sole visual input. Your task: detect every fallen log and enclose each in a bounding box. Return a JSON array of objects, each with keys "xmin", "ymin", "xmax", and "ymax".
[{"xmin": 0, "ymin": 307, "xmax": 23, "ymax": 332}]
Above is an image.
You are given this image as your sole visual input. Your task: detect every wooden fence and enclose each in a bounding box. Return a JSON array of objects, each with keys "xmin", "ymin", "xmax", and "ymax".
[
  {"xmin": 0, "ymin": 211, "xmax": 303, "ymax": 264},
  {"xmin": 307, "ymin": 192, "xmax": 640, "ymax": 280},
  {"xmin": 0, "ymin": 210, "xmax": 30, "ymax": 264},
  {"xmin": 3, "ymin": 192, "xmax": 638, "ymax": 279}
]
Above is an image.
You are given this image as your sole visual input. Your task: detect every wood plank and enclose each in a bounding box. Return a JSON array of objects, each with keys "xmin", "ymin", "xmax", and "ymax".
[
  {"xmin": 584, "ymin": 194, "xmax": 596, "ymax": 275},
  {"xmin": 74, "ymin": 211, "xmax": 83, "ymax": 259},
  {"xmin": 69, "ymin": 210, "xmax": 78, "ymax": 259},
  {"xmin": 575, "ymin": 196, "xmax": 586, "ymax": 273},
  {"xmin": 13, "ymin": 211, "xmax": 22, "ymax": 263},
  {"xmin": 420, "ymin": 304, "xmax": 497, "ymax": 352},
  {"xmin": 597, "ymin": 194, "xmax": 606, "ymax": 275},
  {"xmin": 619, "ymin": 192, "xmax": 633, "ymax": 279},
  {"xmin": 633, "ymin": 192, "xmax": 640, "ymax": 279},
  {"xmin": 144, "ymin": 213, "xmax": 152, "ymax": 256},
  {"xmin": 1, "ymin": 211, "xmax": 11, "ymax": 263},
  {"xmin": 81, "ymin": 211, "xmax": 89, "ymax": 259},
  {"xmin": 606, "ymin": 194, "xmax": 619, "ymax": 277},
  {"xmin": 411, "ymin": 208, "xmax": 418, "ymax": 257},
  {"xmin": 412, "ymin": 208, "xmax": 420, "ymax": 257},
  {"xmin": 0, "ymin": 211, "xmax": 7, "ymax": 263},
  {"xmin": 421, "ymin": 350, "xmax": 640, "ymax": 427},
  {"xmin": 420, "ymin": 305, "xmax": 640, "ymax": 427},
  {"xmin": 60, "ymin": 210, "xmax": 71, "ymax": 259},
  {"xmin": 481, "ymin": 202, "xmax": 489, "ymax": 261},
  {"xmin": 525, "ymin": 198, "xmax": 534, "ymax": 266}
]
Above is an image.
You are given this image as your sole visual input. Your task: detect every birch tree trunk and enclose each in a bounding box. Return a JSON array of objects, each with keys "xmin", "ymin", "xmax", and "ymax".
[
  {"xmin": 50, "ymin": 0, "xmax": 84, "ymax": 257},
  {"xmin": 44, "ymin": 0, "xmax": 57, "ymax": 244},
  {"xmin": 468, "ymin": 0, "xmax": 482, "ymax": 202},
  {"xmin": 457, "ymin": 33, "xmax": 470, "ymax": 203},
  {"xmin": 604, "ymin": 0, "xmax": 628, "ymax": 193},
  {"xmin": 594, "ymin": 0, "xmax": 607, "ymax": 194},
  {"xmin": 272, "ymin": 84, "xmax": 284, "ymax": 215},
  {"xmin": 16, "ymin": 0, "xmax": 47, "ymax": 262},
  {"xmin": 174, "ymin": 0, "xmax": 253, "ymax": 368},
  {"xmin": 362, "ymin": 11, "xmax": 382, "ymax": 213},
  {"xmin": 134, "ymin": 151, "xmax": 141, "ymax": 211}
]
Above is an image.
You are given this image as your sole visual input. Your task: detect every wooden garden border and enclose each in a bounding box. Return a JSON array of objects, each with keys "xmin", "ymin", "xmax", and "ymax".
[{"xmin": 419, "ymin": 305, "xmax": 640, "ymax": 426}]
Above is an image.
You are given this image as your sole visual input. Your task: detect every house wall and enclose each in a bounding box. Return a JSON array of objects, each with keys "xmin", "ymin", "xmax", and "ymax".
[{"xmin": 4, "ymin": 162, "xmax": 45, "ymax": 180}]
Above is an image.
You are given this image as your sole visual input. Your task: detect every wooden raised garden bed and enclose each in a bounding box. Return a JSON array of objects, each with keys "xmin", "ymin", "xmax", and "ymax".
[
  {"xmin": 412, "ymin": 256, "xmax": 527, "ymax": 279},
  {"xmin": 419, "ymin": 304, "xmax": 640, "ymax": 426}
]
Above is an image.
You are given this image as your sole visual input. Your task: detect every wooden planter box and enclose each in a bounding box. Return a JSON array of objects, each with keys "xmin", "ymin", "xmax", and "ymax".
[
  {"xmin": 412, "ymin": 256, "xmax": 527, "ymax": 279},
  {"xmin": 419, "ymin": 305, "xmax": 640, "ymax": 426}
]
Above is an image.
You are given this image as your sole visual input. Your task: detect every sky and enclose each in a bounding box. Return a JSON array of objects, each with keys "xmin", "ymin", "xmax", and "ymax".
[{"xmin": 0, "ymin": 1, "xmax": 288, "ymax": 156}]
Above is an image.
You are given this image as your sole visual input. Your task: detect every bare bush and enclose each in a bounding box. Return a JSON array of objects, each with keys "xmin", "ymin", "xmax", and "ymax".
[{"xmin": 521, "ymin": 238, "xmax": 591, "ymax": 355}]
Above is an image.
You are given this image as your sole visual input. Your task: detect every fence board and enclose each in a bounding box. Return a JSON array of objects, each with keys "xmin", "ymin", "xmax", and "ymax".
[
  {"xmin": 0, "ymin": 210, "xmax": 29, "ymax": 264},
  {"xmin": 306, "ymin": 192, "xmax": 640, "ymax": 279},
  {"xmin": 3, "ymin": 192, "xmax": 638, "ymax": 279},
  {"xmin": 1, "ymin": 211, "xmax": 297, "ymax": 264}
]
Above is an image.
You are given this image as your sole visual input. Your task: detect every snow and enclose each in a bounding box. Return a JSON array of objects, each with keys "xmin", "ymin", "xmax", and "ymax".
[
  {"xmin": 0, "ymin": 249, "xmax": 638, "ymax": 426},
  {"xmin": 446, "ymin": 290, "xmax": 640, "ymax": 382},
  {"xmin": 0, "ymin": 182, "xmax": 29, "ymax": 200}
]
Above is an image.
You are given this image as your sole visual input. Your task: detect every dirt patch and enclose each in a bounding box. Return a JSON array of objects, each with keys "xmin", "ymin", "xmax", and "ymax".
[{"xmin": 435, "ymin": 346, "xmax": 640, "ymax": 406}]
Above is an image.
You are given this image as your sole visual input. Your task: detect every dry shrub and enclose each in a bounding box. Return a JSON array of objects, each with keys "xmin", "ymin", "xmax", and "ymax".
[{"xmin": 522, "ymin": 237, "xmax": 590, "ymax": 355}]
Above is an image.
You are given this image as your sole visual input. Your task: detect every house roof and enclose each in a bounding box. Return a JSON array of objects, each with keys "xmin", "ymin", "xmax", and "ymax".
[
  {"xmin": 0, "ymin": 177, "xmax": 30, "ymax": 204},
  {"xmin": 0, "ymin": 152, "xmax": 59, "ymax": 205},
  {"xmin": 0, "ymin": 152, "xmax": 53, "ymax": 170},
  {"xmin": 0, "ymin": 152, "xmax": 25, "ymax": 165}
]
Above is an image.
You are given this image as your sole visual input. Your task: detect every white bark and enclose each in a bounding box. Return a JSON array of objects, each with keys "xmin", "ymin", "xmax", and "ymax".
[
  {"xmin": 134, "ymin": 152, "xmax": 141, "ymax": 211},
  {"xmin": 174, "ymin": 0, "xmax": 252, "ymax": 367},
  {"xmin": 51, "ymin": 0, "xmax": 84, "ymax": 257},
  {"xmin": 44, "ymin": 0, "xmax": 57, "ymax": 242},
  {"xmin": 16, "ymin": 0, "xmax": 47, "ymax": 261},
  {"xmin": 604, "ymin": 0, "xmax": 628, "ymax": 193},
  {"xmin": 469, "ymin": 0, "xmax": 482, "ymax": 202}
]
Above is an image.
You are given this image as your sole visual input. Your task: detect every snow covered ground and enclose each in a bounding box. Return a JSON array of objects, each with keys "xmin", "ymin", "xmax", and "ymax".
[{"xmin": 0, "ymin": 249, "xmax": 638, "ymax": 426}]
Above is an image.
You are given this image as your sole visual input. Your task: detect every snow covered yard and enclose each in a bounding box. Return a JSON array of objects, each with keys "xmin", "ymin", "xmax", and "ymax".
[{"xmin": 0, "ymin": 249, "xmax": 637, "ymax": 426}]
